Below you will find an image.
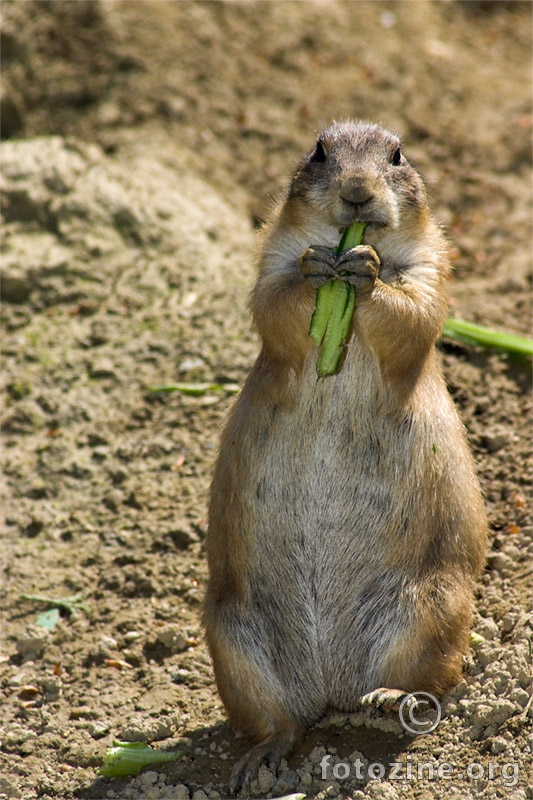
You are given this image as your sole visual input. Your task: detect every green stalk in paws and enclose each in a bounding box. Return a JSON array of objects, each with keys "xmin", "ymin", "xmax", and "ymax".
[{"xmin": 309, "ymin": 222, "xmax": 366, "ymax": 377}]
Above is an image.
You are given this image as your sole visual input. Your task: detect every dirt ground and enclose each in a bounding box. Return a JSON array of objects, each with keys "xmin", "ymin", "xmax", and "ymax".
[{"xmin": 0, "ymin": 2, "xmax": 532, "ymax": 799}]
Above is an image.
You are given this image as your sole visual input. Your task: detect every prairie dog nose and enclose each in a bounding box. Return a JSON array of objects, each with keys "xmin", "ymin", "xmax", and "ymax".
[{"xmin": 340, "ymin": 181, "xmax": 374, "ymax": 206}]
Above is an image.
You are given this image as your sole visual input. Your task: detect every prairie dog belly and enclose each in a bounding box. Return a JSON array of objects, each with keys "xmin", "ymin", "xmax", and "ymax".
[
  {"xmin": 243, "ymin": 346, "xmax": 471, "ymax": 695},
  {"xmin": 247, "ymin": 345, "xmax": 442, "ymax": 567}
]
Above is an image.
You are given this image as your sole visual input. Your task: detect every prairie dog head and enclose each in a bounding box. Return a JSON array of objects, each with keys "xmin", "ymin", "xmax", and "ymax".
[{"xmin": 289, "ymin": 121, "xmax": 427, "ymax": 234}]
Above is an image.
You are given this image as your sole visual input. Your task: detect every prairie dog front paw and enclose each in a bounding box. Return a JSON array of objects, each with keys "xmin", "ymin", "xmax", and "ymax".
[
  {"xmin": 298, "ymin": 245, "xmax": 338, "ymax": 288},
  {"xmin": 336, "ymin": 244, "xmax": 380, "ymax": 295}
]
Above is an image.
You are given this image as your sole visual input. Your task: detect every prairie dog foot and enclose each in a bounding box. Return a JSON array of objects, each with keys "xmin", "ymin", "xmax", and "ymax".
[
  {"xmin": 229, "ymin": 732, "xmax": 296, "ymax": 795},
  {"xmin": 359, "ymin": 687, "xmax": 416, "ymax": 712}
]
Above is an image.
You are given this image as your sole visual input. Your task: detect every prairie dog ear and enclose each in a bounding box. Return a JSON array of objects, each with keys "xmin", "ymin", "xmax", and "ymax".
[{"xmin": 309, "ymin": 139, "xmax": 327, "ymax": 163}]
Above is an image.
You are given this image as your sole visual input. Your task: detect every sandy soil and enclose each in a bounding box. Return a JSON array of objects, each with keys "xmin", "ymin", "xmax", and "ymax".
[{"xmin": 1, "ymin": 2, "xmax": 531, "ymax": 799}]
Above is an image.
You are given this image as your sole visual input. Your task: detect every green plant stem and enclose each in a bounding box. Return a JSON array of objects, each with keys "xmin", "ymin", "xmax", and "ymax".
[
  {"xmin": 20, "ymin": 593, "xmax": 89, "ymax": 616},
  {"xmin": 309, "ymin": 222, "xmax": 366, "ymax": 377},
  {"xmin": 148, "ymin": 382, "xmax": 240, "ymax": 396},
  {"xmin": 442, "ymin": 318, "xmax": 533, "ymax": 357},
  {"xmin": 99, "ymin": 741, "xmax": 183, "ymax": 778}
]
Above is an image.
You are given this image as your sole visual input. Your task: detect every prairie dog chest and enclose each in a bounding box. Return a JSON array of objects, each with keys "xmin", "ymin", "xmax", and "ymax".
[{"xmin": 249, "ymin": 352, "xmax": 416, "ymax": 524}]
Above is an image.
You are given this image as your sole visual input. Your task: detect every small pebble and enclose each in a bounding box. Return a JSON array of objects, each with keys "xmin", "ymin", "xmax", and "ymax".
[
  {"xmin": 474, "ymin": 617, "xmax": 499, "ymax": 640},
  {"xmin": 300, "ymin": 771, "xmax": 313, "ymax": 787},
  {"xmin": 491, "ymin": 736, "xmax": 508, "ymax": 754},
  {"xmin": 124, "ymin": 631, "xmax": 142, "ymax": 643},
  {"xmin": 309, "ymin": 745, "xmax": 328, "ymax": 764},
  {"xmin": 171, "ymin": 668, "xmax": 190, "ymax": 684},
  {"xmin": 483, "ymin": 430, "xmax": 511, "ymax": 452},
  {"xmin": 88, "ymin": 721, "xmax": 110, "ymax": 739},
  {"xmin": 272, "ymin": 769, "xmax": 300, "ymax": 794},
  {"xmin": 140, "ymin": 771, "xmax": 158, "ymax": 785},
  {"xmin": 16, "ymin": 626, "xmax": 50, "ymax": 659},
  {"xmin": 255, "ymin": 764, "xmax": 276, "ymax": 792},
  {"xmin": 99, "ymin": 635, "xmax": 118, "ymax": 650},
  {"xmin": 156, "ymin": 625, "xmax": 188, "ymax": 652}
]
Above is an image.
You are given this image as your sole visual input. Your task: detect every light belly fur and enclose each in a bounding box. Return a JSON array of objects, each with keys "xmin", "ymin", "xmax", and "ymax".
[{"xmin": 238, "ymin": 347, "xmax": 444, "ymax": 707}]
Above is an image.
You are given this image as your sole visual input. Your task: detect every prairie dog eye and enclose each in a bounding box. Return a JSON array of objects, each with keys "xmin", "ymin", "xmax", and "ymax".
[
  {"xmin": 310, "ymin": 141, "xmax": 327, "ymax": 163},
  {"xmin": 391, "ymin": 147, "xmax": 403, "ymax": 166}
]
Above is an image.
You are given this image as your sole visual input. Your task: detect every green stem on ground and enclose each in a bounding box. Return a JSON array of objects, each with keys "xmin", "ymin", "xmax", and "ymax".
[
  {"xmin": 442, "ymin": 317, "xmax": 533, "ymax": 357},
  {"xmin": 20, "ymin": 593, "xmax": 89, "ymax": 616}
]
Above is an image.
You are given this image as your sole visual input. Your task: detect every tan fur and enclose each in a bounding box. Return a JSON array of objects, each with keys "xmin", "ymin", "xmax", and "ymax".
[{"xmin": 203, "ymin": 121, "xmax": 487, "ymax": 791}]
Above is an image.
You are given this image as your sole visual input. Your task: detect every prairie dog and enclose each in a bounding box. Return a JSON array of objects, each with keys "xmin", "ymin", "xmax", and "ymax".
[{"xmin": 204, "ymin": 121, "xmax": 487, "ymax": 793}]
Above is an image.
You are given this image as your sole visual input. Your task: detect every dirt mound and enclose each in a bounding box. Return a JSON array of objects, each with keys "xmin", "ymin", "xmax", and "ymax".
[{"xmin": 1, "ymin": 2, "xmax": 531, "ymax": 799}]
